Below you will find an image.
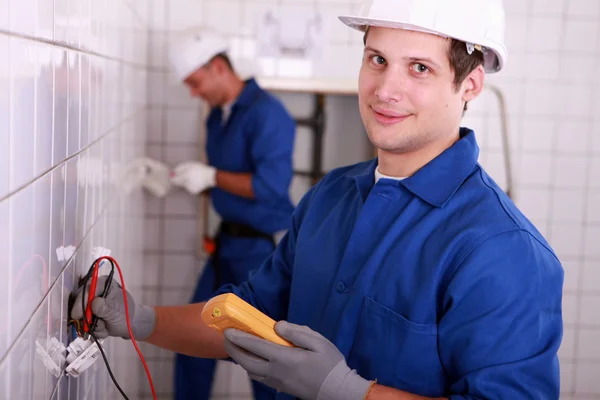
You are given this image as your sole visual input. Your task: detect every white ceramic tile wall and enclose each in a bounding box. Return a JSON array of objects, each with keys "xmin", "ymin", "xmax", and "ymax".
[
  {"xmin": 144, "ymin": 0, "xmax": 600, "ymax": 399},
  {"xmin": 142, "ymin": 0, "xmax": 207, "ymax": 397},
  {"xmin": 0, "ymin": 0, "xmax": 150, "ymax": 399}
]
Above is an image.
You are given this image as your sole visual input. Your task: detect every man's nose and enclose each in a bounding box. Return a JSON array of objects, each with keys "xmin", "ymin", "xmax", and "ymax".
[{"xmin": 374, "ymin": 69, "xmax": 406, "ymax": 104}]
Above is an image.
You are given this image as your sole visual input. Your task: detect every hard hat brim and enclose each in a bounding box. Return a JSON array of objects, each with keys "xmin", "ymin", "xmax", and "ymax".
[
  {"xmin": 170, "ymin": 37, "xmax": 230, "ymax": 82},
  {"xmin": 338, "ymin": 15, "xmax": 506, "ymax": 73}
]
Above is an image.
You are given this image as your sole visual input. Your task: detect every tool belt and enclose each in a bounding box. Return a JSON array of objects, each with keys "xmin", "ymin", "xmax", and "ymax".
[{"xmin": 204, "ymin": 221, "xmax": 275, "ymax": 290}]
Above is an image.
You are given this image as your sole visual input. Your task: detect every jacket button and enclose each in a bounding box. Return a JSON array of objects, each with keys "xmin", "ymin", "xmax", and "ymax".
[{"xmin": 336, "ymin": 281, "xmax": 346, "ymax": 293}]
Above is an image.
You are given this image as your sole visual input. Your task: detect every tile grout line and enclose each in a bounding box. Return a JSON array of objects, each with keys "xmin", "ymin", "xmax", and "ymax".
[
  {"xmin": 4, "ymin": 20, "xmax": 13, "ymax": 398},
  {"xmin": 571, "ymin": 49, "xmax": 599, "ymax": 388},
  {"xmin": 122, "ymin": 0, "xmax": 151, "ymax": 29},
  {"xmin": 49, "ymin": 373, "xmax": 62, "ymax": 399},
  {"xmin": 146, "ymin": 4, "xmax": 170, "ymax": 396},
  {"xmin": 0, "ymin": 107, "xmax": 145, "ymax": 204},
  {"xmin": 556, "ymin": 1, "xmax": 579, "ymax": 394},
  {"xmin": 0, "ymin": 29, "xmax": 167, "ymax": 72}
]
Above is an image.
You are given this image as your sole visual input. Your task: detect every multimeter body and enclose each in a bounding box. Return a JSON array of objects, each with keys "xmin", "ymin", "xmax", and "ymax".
[{"xmin": 201, "ymin": 293, "xmax": 294, "ymax": 347}]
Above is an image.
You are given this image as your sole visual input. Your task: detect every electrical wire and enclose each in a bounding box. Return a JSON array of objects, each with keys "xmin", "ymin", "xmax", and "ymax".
[
  {"xmin": 68, "ymin": 319, "xmax": 82, "ymax": 337},
  {"xmin": 81, "ymin": 256, "xmax": 157, "ymax": 400},
  {"xmin": 80, "ymin": 259, "xmax": 111, "ymax": 333},
  {"xmin": 95, "ymin": 256, "xmax": 157, "ymax": 400},
  {"xmin": 85, "ymin": 261, "xmax": 100, "ymax": 332},
  {"xmin": 89, "ymin": 261, "xmax": 115, "ymax": 335},
  {"xmin": 89, "ymin": 332, "xmax": 130, "ymax": 400},
  {"xmin": 78, "ymin": 258, "xmax": 130, "ymax": 399},
  {"xmin": 80, "ymin": 264, "xmax": 95, "ymax": 334},
  {"xmin": 71, "ymin": 324, "xmax": 79, "ymax": 339}
]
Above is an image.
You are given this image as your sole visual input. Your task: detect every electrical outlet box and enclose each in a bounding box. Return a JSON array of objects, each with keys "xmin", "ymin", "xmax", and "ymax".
[
  {"xmin": 56, "ymin": 245, "xmax": 76, "ymax": 262},
  {"xmin": 65, "ymin": 337, "xmax": 104, "ymax": 378},
  {"xmin": 91, "ymin": 246, "xmax": 111, "ymax": 261},
  {"xmin": 91, "ymin": 246, "xmax": 112, "ymax": 277},
  {"xmin": 35, "ymin": 337, "xmax": 66, "ymax": 378}
]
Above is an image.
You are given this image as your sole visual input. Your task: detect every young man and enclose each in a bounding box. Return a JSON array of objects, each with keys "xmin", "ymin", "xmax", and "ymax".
[
  {"xmin": 72, "ymin": 1, "xmax": 563, "ymax": 399},
  {"xmin": 167, "ymin": 32, "xmax": 296, "ymax": 400}
]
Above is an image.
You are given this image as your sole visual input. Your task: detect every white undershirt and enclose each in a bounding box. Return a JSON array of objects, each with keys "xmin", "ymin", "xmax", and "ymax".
[
  {"xmin": 221, "ymin": 93, "xmax": 240, "ymax": 125},
  {"xmin": 222, "ymin": 102, "xmax": 233, "ymax": 125},
  {"xmin": 375, "ymin": 167, "xmax": 407, "ymax": 183}
]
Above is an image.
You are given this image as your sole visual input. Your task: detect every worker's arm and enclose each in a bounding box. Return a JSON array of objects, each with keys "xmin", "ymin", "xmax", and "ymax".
[
  {"xmin": 246, "ymin": 102, "xmax": 295, "ymax": 202},
  {"xmin": 171, "ymin": 104, "xmax": 294, "ymax": 201},
  {"xmin": 214, "ymin": 103, "xmax": 295, "ymax": 200},
  {"xmin": 145, "ymin": 302, "xmax": 227, "ymax": 358},
  {"xmin": 365, "ymin": 384, "xmax": 446, "ymax": 400},
  {"xmin": 69, "ymin": 173, "xmax": 314, "ymax": 362},
  {"xmin": 69, "ymin": 278, "xmax": 228, "ymax": 359},
  {"xmin": 170, "ymin": 162, "xmax": 255, "ymax": 199},
  {"xmin": 185, "ymin": 149, "xmax": 293, "ymax": 199},
  {"xmin": 438, "ymin": 230, "xmax": 563, "ymax": 399},
  {"xmin": 178, "ymin": 99, "xmax": 297, "ymax": 201},
  {"xmin": 214, "ymin": 102, "xmax": 295, "ymax": 200},
  {"xmin": 214, "ymin": 170, "xmax": 254, "ymax": 199}
]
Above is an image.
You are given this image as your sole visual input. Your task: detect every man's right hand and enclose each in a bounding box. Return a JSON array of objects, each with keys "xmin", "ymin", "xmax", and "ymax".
[
  {"xmin": 171, "ymin": 161, "xmax": 217, "ymax": 195},
  {"xmin": 70, "ymin": 276, "xmax": 156, "ymax": 341}
]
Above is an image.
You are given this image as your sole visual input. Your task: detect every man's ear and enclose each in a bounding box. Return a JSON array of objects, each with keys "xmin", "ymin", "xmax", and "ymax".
[
  {"xmin": 211, "ymin": 57, "xmax": 227, "ymax": 74},
  {"xmin": 461, "ymin": 65, "xmax": 485, "ymax": 103}
]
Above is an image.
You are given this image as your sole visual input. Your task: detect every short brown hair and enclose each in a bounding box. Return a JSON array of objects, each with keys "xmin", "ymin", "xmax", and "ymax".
[
  {"xmin": 209, "ymin": 52, "xmax": 235, "ymax": 72},
  {"xmin": 448, "ymin": 39, "xmax": 484, "ymax": 112},
  {"xmin": 363, "ymin": 29, "xmax": 484, "ymax": 112}
]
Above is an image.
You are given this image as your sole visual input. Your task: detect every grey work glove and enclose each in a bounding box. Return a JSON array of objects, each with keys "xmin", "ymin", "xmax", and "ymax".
[
  {"xmin": 70, "ymin": 276, "xmax": 156, "ymax": 340},
  {"xmin": 223, "ymin": 321, "xmax": 374, "ymax": 400}
]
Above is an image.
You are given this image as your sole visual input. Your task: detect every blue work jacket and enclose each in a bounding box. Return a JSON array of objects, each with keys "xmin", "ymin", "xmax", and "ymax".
[
  {"xmin": 217, "ymin": 128, "xmax": 564, "ymax": 399},
  {"xmin": 206, "ymin": 78, "xmax": 295, "ymax": 236}
]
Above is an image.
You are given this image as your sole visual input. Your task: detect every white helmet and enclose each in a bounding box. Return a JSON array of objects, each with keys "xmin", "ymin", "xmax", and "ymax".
[
  {"xmin": 339, "ymin": 0, "xmax": 507, "ymax": 73},
  {"xmin": 169, "ymin": 31, "xmax": 230, "ymax": 81}
]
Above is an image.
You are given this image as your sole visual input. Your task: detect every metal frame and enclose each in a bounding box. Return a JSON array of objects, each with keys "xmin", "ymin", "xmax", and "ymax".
[
  {"xmin": 293, "ymin": 94, "xmax": 327, "ymax": 185},
  {"xmin": 484, "ymin": 83, "xmax": 514, "ymax": 199}
]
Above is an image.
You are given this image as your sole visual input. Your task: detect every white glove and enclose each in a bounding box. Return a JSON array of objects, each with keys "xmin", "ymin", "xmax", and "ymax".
[
  {"xmin": 171, "ymin": 161, "xmax": 217, "ymax": 195},
  {"xmin": 139, "ymin": 158, "xmax": 172, "ymax": 198},
  {"xmin": 112, "ymin": 157, "xmax": 172, "ymax": 197}
]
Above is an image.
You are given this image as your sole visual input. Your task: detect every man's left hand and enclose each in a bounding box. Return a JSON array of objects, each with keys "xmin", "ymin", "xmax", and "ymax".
[{"xmin": 224, "ymin": 321, "xmax": 373, "ymax": 400}]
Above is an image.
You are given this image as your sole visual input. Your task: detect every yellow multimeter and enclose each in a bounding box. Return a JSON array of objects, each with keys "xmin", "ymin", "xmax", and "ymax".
[{"xmin": 201, "ymin": 293, "xmax": 294, "ymax": 347}]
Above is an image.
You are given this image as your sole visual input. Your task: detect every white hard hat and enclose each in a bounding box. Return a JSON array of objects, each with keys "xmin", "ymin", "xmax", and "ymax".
[
  {"xmin": 169, "ymin": 31, "xmax": 230, "ymax": 81},
  {"xmin": 339, "ymin": 0, "xmax": 507, "ymax": 73}
]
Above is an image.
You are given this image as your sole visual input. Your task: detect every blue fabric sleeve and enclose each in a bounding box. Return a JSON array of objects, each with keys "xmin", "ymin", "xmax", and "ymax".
[
  {"xmin": 441, "ymin": 230, "xmax": 563, "ymax": 399},
  {"xmin": 213, "ymin": 184, "xmax": 317, "ymax": 321},
  {"xmin": 250, "ymin": 103, "xmax": 296, "ymax": 202}
]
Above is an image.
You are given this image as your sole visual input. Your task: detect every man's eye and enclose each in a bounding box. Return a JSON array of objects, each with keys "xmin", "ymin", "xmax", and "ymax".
[
  {"xmin": 411, "ymin": 63, "xmax": 430, "ymax": 73},
  {"xmin": 370, "ymin": 55, "xmax": 386, "ymax": 65}
]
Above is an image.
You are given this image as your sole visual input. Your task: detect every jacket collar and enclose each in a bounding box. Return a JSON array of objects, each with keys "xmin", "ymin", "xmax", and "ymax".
[
  {"xmin": 347, "ymin": 128, "xmax": 479, "ymax": 207},
  {"xmin": 233, "ymin": 78, "xmax": 261, "ymax": 108}
]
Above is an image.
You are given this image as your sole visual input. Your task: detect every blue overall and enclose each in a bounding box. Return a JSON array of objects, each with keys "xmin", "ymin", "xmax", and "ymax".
[
  {"xmin": 174, "ymin": 78, "xmax": 295, "ymax": 400},
  {"xmin": 216, "ymin": 129, "xmax": 564, "ymax": 399}
]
